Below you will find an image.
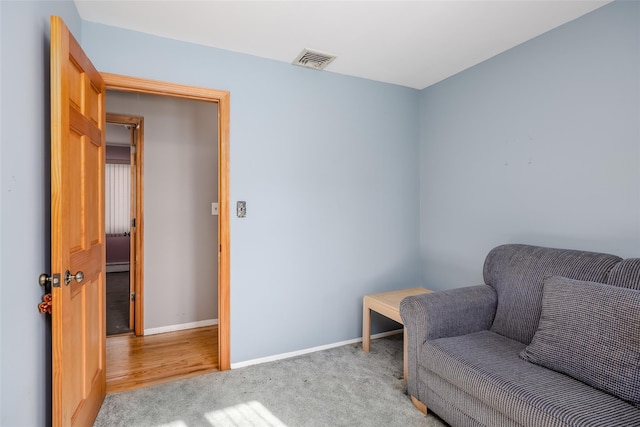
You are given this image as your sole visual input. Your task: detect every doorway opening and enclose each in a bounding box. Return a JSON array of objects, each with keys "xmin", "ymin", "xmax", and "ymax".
[
  {"xmin": 104, "ymin": 89, "xmax": 223, "ymax": 391},
  {"xmin": 105, "ymin": 114, "xmax": 143, "ymax": 336},
  {"xmin": 101, "ymin": 73, "xmax": 231, "ymax": 377}
]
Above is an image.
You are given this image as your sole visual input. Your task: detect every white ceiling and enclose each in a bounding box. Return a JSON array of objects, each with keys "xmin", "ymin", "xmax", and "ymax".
[{"xmin": 74, "ymin": 1, "xmax": 611, "ymax": 90}]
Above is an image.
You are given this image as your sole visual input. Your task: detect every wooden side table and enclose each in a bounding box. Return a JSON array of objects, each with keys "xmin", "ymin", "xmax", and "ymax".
[{"xmin": 362, "ymin": 287, "xmax": 432, "ymax": 379}]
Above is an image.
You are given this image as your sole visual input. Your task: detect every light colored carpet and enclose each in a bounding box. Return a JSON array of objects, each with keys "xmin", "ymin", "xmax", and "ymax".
[{"xmin": 94, "ymin": 334, "xmax": 448, "ymax": 427}]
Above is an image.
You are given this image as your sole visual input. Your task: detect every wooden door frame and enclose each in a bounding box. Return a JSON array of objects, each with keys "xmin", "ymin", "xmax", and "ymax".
[
  {"xmin": 105, "ymin": 113, "xmax": 144, "ymax": 335},
  {"xmin": 101, "ymin": 73, "xmax": 231, "ymax": 370}
]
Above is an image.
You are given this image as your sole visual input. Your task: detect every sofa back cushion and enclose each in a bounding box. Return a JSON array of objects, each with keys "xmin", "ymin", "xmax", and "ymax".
[
  {"xmin": 607, "ymin": 258, "xmax": 640, "ymax": 290},
  {"xmin": 483, "ymin": 244, "xmax": 621, "ymax": 344}
]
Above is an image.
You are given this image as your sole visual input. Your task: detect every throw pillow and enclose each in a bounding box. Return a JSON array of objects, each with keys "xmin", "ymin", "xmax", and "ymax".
[{"xmin": 520, "ymin": 275, "xmax": 640, "ymax": 405}]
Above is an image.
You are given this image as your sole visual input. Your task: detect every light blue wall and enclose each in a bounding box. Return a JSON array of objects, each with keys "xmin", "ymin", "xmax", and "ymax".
[
  {"xmin": 5, "ymin": 0, "xmax": 636, "ymax": 424},
  {"xmin": 0, "ymin": 1, "xmax": 82, "ymax": 426},
  {"xmin": 419, "ymin": 0, "xmax": 640, "ymax": 291},
  {"xmin": 81, "ymin": 22, "xmax": 421, "ymax": 362}
]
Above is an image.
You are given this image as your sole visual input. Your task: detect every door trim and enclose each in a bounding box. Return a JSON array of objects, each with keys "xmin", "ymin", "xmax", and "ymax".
[{"xmin": 101, "ymin": 73, "xmax": 231, "ymax": 370}]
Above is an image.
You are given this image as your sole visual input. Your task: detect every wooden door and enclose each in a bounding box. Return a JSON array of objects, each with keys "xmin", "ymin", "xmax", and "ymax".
[{"xmin": 50, "ymin": 16, "xmax": 106, "ymax": 427}]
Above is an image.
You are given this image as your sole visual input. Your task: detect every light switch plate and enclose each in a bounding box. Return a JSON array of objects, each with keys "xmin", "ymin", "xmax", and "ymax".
[
  {"xmin": 237, "ymin": 201, "xmax": 246, "ymax": 218},
  {"xmin": 211, "ymin": 202, "xmax": 219, "ymax": 215}
]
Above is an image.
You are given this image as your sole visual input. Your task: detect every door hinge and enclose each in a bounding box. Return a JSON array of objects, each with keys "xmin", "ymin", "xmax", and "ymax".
[
  {"xmin": 131, "ymin": 218, "xmax": 136, "ymax": 228},
  {"xmin": 131, "ymin": 145, "xmax": 136, "ymax": 154},
  {"xmin": 130, "ymin": 292, "xmax": 136, "ymax": 301}
]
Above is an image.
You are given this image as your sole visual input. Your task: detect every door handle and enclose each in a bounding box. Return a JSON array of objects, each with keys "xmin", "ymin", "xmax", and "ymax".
[
  {"xmin": 39, "ymin": 273, "xmax": 61, "ymax": 288},
  {"xmin": 64, "ymin": 270, "xmax": 84, "ymax": 285}
]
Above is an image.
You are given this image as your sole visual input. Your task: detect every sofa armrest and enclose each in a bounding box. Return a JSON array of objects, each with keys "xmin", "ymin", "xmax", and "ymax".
[
  {"xmin": 400, "ymin": 285, "xmax": 498, "ymax": 341},
  {"xmin": 400, "ymin": 285, "xmax": 497, "ymax": 399}
]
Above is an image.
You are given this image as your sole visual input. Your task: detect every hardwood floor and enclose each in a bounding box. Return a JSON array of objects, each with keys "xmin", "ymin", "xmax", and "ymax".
[{"xmin": 106, "ymin": 325, "xmax": 219, "ymax": 393}]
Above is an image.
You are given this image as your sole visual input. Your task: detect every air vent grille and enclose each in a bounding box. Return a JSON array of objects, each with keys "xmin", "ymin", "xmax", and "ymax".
[{"xmin": 292, "ymin": 48, "xmax": 336, "ymax": 70}]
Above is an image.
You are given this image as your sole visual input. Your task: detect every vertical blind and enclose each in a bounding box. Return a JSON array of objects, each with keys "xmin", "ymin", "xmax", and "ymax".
[{"xmin": 105, "ymin": 163, "xmax": 130, "ymax": 235}]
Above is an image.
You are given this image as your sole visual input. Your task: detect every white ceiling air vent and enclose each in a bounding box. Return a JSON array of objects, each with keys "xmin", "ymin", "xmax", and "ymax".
[{"xmin": 292, "ymin": 48, "xmax": 336, "ymax": 70}]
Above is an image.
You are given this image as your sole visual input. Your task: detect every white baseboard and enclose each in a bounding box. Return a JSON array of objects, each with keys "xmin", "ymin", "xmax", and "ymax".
[
  {"xmin": 230, "ymin": 329, "xmax": 403, "ymax": 369},
  {"xmin": 144, "ymin": 319, "xmax": 218, "ymax": 336}
]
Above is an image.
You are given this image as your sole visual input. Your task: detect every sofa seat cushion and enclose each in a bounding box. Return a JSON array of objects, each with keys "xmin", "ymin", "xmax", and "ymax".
[
  {"xmin": 421, "ymin": 331, "xmax": 640, "ymax": 426},
  {"xmin": 520, "ymin": 276, "xmax": 640, "ymax": 406}
]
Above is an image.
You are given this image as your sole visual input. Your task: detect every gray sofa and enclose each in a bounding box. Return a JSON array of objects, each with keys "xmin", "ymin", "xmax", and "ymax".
[{"xmin": 400, "ymin": 244, "xmax": 640, "ymax": 427}]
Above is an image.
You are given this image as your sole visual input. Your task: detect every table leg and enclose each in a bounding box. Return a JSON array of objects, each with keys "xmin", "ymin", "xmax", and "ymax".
[{"xmin": 362, "ymin": 298, "xmax": 371, "ymax": 352}]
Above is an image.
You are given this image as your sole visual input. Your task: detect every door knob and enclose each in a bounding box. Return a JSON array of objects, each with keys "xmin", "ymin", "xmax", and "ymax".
[
  {"xmin": 39, "ymin": 274, "xmax": 51, "ymax": 287},
  {"xmin": 64, "ymin": 270, "xmax": 84, "ymax": 285},
  {"xmin": 39, "ymin": 273, "xmax": 61, "ymax": 288}
]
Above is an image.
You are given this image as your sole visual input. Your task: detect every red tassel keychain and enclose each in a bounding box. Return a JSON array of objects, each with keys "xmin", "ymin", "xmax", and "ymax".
[{"xmin": 38, "ymin": 293, "xmax": 52, "ymax": 314}]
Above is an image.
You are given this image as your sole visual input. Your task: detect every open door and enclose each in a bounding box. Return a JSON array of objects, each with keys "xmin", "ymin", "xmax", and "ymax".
[{"xmin": 50, "ymin": 16, "xmax": 106, "ymax": 426}]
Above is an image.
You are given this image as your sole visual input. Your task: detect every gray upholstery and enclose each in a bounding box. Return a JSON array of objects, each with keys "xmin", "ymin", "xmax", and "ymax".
[
  {"xmin": 400, "ymin": 285, "xmax": 497, "ymax": 398},
  {"xmin": 607, "ymin": 258, "xmax": 640, "ymax": 290},
  {"xmin": 400, "ymin": 244, "xmax": 640, "ymax": 427},
  {"xmin": 423, "ymin": 331, "xmax": 639, "ymax": 427},
  {"xmin": 520, "ymin": 276, "xmax": 640, "ymax": 406},
  {"xmin": 483, "ymin": 244, "xmax": 621, "ymax": 345}
]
